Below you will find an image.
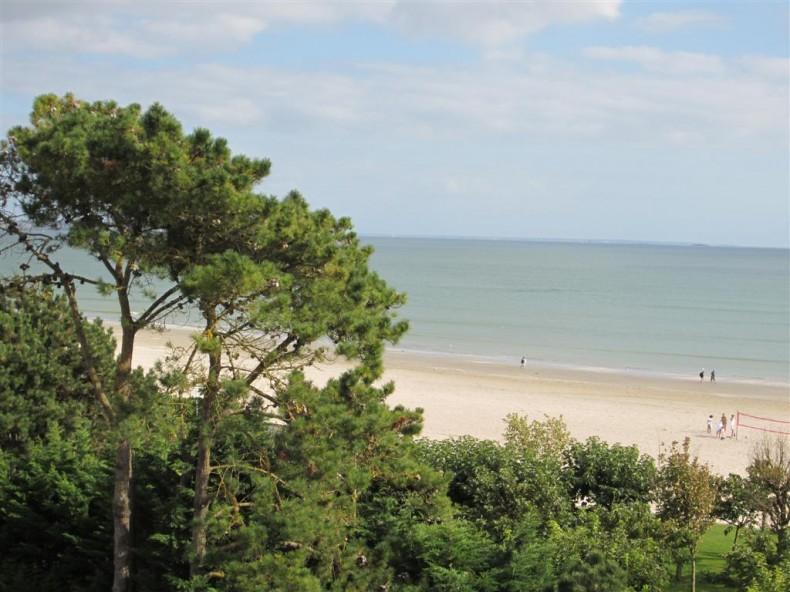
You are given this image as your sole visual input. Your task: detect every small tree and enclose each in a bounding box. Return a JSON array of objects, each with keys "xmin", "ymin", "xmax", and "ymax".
[
  {"xmin": 747, "ymin": 437, "xmax": 790, "ymax": 555},
  {"xmin": 503, "ymin": 413, "xmax": 572, "ymax": 463},
  {"xmin": 715, "ymin": 473, "xmax": 761, "ymax": 547},
  {"xmin": 656, "ymin": 438, "xmax": 718, "ymax": 592}
]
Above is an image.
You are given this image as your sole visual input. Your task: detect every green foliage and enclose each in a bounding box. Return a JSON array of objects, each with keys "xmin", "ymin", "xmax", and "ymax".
[
  {"xmin": 747, "ymin": 438, "xmax": 790, "ymax": 555},
  {"xmin": 567, "ymin": 436, "xmax": 657, "ymax": 508},
  {"xmin": 506, "ymin": 505, "xmax": 671, "ymax": 592},
  {"xmin": 174, "ymin": 372, "xmax": 448, "ymax": 591},
  {"xmin": 0, "ymin": 285, "xmax": 113, "ymax": 449},
  {"xmin": 657, "ymin": 438, "xmax": 719, "ymax": 548},
  {"xmin": 397, "ymin": 519, "xmax": 502, "ymax": 591},
  {"xmin": 503, "ymin": 413, "xmax": 572, "ymax": 462},
  {"xmin": 555, "ymin": 549, "xmax": 629, "ymax": 592},
  {"xmin": 725, "ymin": 529, "xmax": 790, "ymax": 591},
  {"xmin": 591, "ymin": 503, "xmax": 672, "ymax": 591},
  {"xmin": 9, "ymin": 93, "xmax": 270, "ymax": 276},
  {"xmin": 184, "ymin": 190, "xmax": 409, "ymax": 379},
  {"xmin": 417, "ymin": 436, "xmax": 571, "ymax": 539},
  {"xmin": 0, "ymin": 285, "xmax": 115, "ymax": 590},
  {"xmin": 0, "ymin": 284, "xmax": 193, "ymax": 590},
  {"xmin": 657, "ymin": 438, "xmax": 719, "ymax": 591},
  {"xmin": 744, "ymin": 556, "xmax": 790, "ymax": 592},
  {"xmin": 715, "ymin": 473, "xmax": 761, "ymax": 545},
  {"xmin": 417, "ymin": 415, "xmax": 577, "ymax": 541}
]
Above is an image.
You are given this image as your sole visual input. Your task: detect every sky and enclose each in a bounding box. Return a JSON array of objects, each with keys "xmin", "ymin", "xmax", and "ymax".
[{"xmin": 1, "ymin": 1, "xmax": 788, "ymax": 248}]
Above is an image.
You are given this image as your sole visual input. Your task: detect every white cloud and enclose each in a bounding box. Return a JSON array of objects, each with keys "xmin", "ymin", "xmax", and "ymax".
[
  {"xmin": 389, "ymin": 1, "xmax": 621, "ymax": 47},
  {"xmin": 142, "ymin": 14, "xmax": 268, "ymax": 46},
  {"xmin": 0, "ymin": 1, "xmax": 383, "ymax": 58},
  {"xmin": 3, "ymin": 47, "xmax": 785, "ymax": 149},
  {"xmin": 738, "ymin": 56, "xmax": 790, "ymax": 79},
  {"xmin": 638, "ymin": 9, "xmax": 726, "ymax": 33},
  {"xmin": 584, "ymin": 46, "xmax": 725, "ymax": 75},
  {"xmin": 2, "ymin": 15, "xmax": 167, "ymax": 58},
  {"xmin": 0, "ymin": 0, "xmax": 622, "ymax": 58},
  {"xmin": 189, "ymin": 97, "xmax": 264, "ymax": 127}
]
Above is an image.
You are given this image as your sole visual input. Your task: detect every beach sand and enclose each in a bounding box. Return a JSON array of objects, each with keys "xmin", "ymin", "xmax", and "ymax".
[{"xmin": 123, "ymin": 326, "xmax": 790, "ymax": 477}]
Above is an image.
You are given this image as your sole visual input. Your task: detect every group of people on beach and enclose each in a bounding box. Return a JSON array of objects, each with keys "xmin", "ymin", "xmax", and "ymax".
[
  {"xmin": 706, "ymin": 412, "xmax": 736, "ymax": 439},
  {"xmin": 699, "ymin": 368, "xmax": 715, "ymax": 381}
]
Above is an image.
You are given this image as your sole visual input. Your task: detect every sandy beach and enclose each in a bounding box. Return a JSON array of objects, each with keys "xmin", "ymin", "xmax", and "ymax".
[{"xmin": 125, "ymin": 326, "xmax": 790, "ymax": 477}]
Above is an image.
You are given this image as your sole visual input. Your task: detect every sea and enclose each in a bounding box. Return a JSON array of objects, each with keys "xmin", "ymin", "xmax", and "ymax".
[{"xmin": 2, "ymin": 236, "xmax": 789, "ymax": 385}]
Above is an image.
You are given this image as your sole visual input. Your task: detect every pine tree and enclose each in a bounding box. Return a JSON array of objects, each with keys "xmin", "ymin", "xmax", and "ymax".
[{"xmin": 1, "ymin": 94, "xmax": 269, "ymax": 591}]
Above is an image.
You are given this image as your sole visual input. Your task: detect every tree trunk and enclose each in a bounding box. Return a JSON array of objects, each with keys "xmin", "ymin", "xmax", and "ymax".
[
  {"xmin": 191, "ymin": 393, "xmax": 213, "ymax": 574},
  {"xmin": 65, "ymin": 277, "xmax": 136, "ymax": 592},
  {"xmin": 113, "ymin": 439, "xmax": 133, "ymax": 592},
  {"xmin": 191, "ymin": 318, "xmax": 220, "ymax": 576},
  {"xmin": 733, "ymin": 524, "xmax": 741, "ymax": 547},
  {"xmin": 691, "ymin": 557, "xmax": 696, "ymax": 592},
  {"xmin": 112, "ymin": 295, "xmax": 136, "ymax": 592}
]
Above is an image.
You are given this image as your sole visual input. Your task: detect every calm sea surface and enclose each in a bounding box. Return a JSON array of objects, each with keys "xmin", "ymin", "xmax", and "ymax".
[
  {"xmin": 2, "ymin": 237, "xmax": 788, "ymax": 384},
  {"xmin": 365, "ymin": 237, "xmax": 789, "ymax": 384}
]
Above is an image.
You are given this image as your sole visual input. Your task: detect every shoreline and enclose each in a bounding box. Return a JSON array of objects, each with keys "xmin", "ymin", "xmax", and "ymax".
[
  {"xmin": 109, "ymin": 320, "xmax": 790, "ymax": 389},
  {"xmin": 385, "ymin": 346, "xmax": 790, "ymax": 389},
  {"xmin": 118, "ymin": 325, "xmax": 790, "ymax": 477}
]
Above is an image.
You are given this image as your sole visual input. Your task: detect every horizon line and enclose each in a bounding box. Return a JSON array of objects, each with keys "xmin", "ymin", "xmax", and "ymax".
[{"xmin": 359, "ymin": 233, "xmax": 790, "ymax": 251}]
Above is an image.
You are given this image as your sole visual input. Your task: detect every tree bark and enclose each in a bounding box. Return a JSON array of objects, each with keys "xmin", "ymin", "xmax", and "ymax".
[
  {"xmin": 691, "ymin": 557, "xmax": 696, "ymax": 592},
  {"xmin": 191, "ymin": 395, "xmax": 213, "ymax": 574},
  {"xmin": 63, "ymin": 277, "xmax": 135, "ymax": 592},
  {"xmin": 113, "ymin": 439, "xmax": 133, "ymax": 592},
  {"xmin": 112, "ymin": 289, "xmax": 136, "ymax": 592},
  {"xmin": 191, "ymin": 317, "xmax": 220, "ymax": 576}
]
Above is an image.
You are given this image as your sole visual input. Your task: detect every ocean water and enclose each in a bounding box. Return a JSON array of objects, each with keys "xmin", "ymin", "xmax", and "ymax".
[
  {"xmin": 366, "ymin": 237, "xmax": 790, "ymax": 384},
  {"xmin": 1, "ymin": 237, "xmax": 788, "ymax": 384}
]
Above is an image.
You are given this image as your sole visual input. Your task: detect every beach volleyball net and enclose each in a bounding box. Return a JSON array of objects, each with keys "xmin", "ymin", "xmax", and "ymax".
[{"xmin": 736, "ymin": 411, "xmax": 790, "ymax": 438}]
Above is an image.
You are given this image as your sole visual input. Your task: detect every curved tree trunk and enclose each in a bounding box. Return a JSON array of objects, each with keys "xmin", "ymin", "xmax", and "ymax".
[{"xmin": 112, "ymin": 292, "xmax": 136, "ymax": 592}]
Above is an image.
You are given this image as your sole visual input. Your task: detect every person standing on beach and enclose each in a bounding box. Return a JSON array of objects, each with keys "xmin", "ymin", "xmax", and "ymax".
[
  {"xmin": 520, "ymin": 356, "xmax": 526, "ymax": 368},
  {"xmin": 706, "ymin": 414, "xmax": 713, "ymax": 434},
  {"xmin": 720, "ymin": 413, "xmax": 728, "ymax": 440},
  {"xmin": 729, "ymin": 414, "xmax": 736, "ymax": 437},
  {"xmin": 711, "ymin": 369, "xmax": 716, "ymax": 382},
  {"xmin": 699, "ymin": 369, "xmax": 705, "ymax": 382}
]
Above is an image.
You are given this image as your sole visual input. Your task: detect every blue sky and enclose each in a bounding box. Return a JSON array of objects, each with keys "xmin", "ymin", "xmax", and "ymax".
[{"xmin": 1, "ymin": 1, "xmax": 788, "ymax": 247}]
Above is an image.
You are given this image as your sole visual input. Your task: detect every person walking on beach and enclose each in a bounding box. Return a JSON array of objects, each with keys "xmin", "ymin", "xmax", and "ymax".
[
  {"xmin": 699, "ymin": 369, "xmax": 705, "ymax": 382},
  {"xmin": 520, "ymin": 356, "xmax": 526, "ymax": 369},
  {"xmin": 729, "ymin": 414, "xmax": 736, "ymax": 438},
  {"xmin": 715, "ymin": 417, "xmax": 723, "ymax": 439},
  {"xmin": 710, "ymin": 369, "xmax": 716, "ymax": 382},
  {"xmin": 720, "ymin": 413, "xmax": 728, "ymax": 440},
  {"xmin": 706, "ymin": 414, "xmax": 713, "ymax": 434}
]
